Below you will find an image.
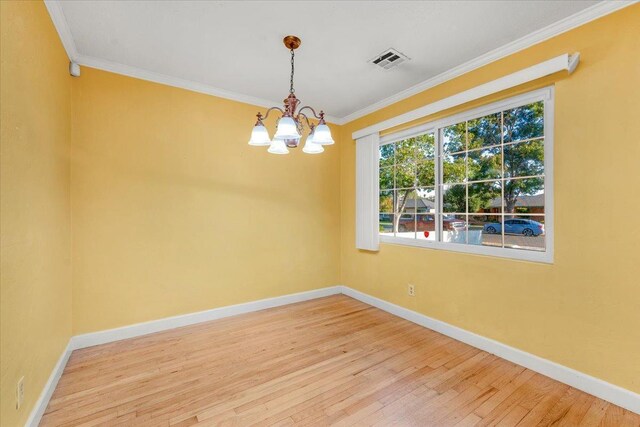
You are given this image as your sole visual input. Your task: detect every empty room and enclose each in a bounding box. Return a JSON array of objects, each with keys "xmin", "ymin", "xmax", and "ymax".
[{"xmin": 2, "ymin": 0, "xmax": 640, "ymax": 425}]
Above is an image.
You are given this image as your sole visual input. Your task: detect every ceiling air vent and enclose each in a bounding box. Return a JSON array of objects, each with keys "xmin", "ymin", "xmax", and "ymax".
[{"xmin": 369, "ymin": 48, "xmax": 410, "ymax": 70}]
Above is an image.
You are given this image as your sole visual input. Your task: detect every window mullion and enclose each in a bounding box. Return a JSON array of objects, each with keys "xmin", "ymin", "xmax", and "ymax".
[
  {"xmin": 501, "ymin": 111, "xmax": 505, "ymax": 249},
  {"xmin": 464, "ymin": 121, "xmax": 469, "ymax": 245},
  {"xmin": 393, "ymin": 142, "xmax": 397, "ymax": 237},
  {"xmin": 435, "ymin": 128, "xmax": 442, "ymax": 242}
]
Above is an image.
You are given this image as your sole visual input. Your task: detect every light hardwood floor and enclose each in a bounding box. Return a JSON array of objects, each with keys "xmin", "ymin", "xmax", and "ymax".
[{"xmin": 41, "ymin": 295, "xmax": 639, "ymax": 426}]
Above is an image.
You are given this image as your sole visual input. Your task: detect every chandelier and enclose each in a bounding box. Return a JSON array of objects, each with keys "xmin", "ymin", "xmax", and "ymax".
[{"xmin": 248, "ymin": 35, "xmax": 334, "ymax": 155}]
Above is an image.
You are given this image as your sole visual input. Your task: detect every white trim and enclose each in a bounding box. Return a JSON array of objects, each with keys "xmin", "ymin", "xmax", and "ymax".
[
  {"xmin": 376, "ymin": 87, "xmax": 554, "ymax": 263},
  {"xmin": 341, "ymin": 286, "xmax": 640, "ymax": 415},
  {"xmin": 75, "ymin": 55, "xmax": 307, "ymax": 116},
  {"xmin": 24, "ymin": 286, "xmax": 341, "ymax": 426},
  {"xmin": 78, "ymin": 55, "xmax": 341, "ymax": 124},
  {"xmin": 79, "ymin": 54, "xmax": 341, "ymax": 124},
  {"xmin": 41, "ymin": 1, "xmax": 343, "ymax": 124},
  {"xmin": 340, "ymin": 1, "xmax": 634, "ymax": 124},
  {"xmin": 379, "ymin": 235, "xmax": 551, "ymax": 264},
  {"xmin": 24, "ymin": 341, "xmax": 74, "ymax": 427},
  {"xmin": 75, "ymin": 54, "xmax": 338, "ymax": 124},
  {"xmin": 24, "ymin": 286, "xmax": 640, "ymax": 424},
  {"xmin": 43, "ymin": 0, "xmax": 79, "ymax": 61},
  {"xmin": 70, "ymin": 286, "xmax": 342, "ymax": 349},
  {"xmin": 543, "ymin": 86, "xmax": 555, "ymax": 264},
  {"xmin": 353, "ymin": 54, "xmax": 574, "ymax": 140},
  {"xmin": 355, "ymin": 134, "xmax": 381, "ymax": 251},
  {"xmin": 379, "ymin": 123, "xmax": 435, "ymax": 146},
  {"xmin": 44, "ymin": 1, "xmax": 632, "ymax": 125},
  {"xmin": 568, "ymin": 52, "xmax": 581, "ymax": 74},
  {"xmin": 378, "ymin": 87, "xmax": 551, "ymax": 145},
  {"xmin": 387, "ymin": 87, "xmax": 552, "ymax": 139}
]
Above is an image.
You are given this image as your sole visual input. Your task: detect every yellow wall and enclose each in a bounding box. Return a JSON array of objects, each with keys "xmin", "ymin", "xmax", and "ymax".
[
  {"xmin": 339, "ymin": 5, "xmax": 640, "ymax": 393},
  {"xmin": 0, "ymin": 1, "xmax": 73, "ymax": 425},
  {"xmin": 2, "ymin": 3, "xmax": 639, "ymax": 423},
  {"xmin": 70, "ymin": 68, "xmax": 341, "ymax": 334}
]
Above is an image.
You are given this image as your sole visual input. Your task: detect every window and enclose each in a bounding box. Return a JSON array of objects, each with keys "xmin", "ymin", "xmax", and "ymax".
[
  {"xmin": 379, "ymin": 132, "xmax": 436, "ymax": 242},
  {"xmin": 378, "ymin": 88, "xmax": 553, "ymax": 262}
]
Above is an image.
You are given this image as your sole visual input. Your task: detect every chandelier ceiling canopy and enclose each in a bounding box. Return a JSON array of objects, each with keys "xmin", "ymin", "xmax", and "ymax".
[{"xmin": 248, "ymin": 36, "xmax": 334, "ymax": 155}]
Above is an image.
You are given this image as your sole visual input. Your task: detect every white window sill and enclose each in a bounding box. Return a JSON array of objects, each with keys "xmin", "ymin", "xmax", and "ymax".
[{"xmin": 379, "ymin": 235, "xmax": 553, "ymax": 264}]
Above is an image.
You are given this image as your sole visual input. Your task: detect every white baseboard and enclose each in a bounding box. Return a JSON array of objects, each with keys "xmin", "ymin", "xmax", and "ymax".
[
  {"xmin": 25, "ymin": 284, "xmax": 638, "ymax": 425},
  {"xmin": 25, "ymin": 341, "xmax": 74, "ymax": 427},
  {"xmin": 70, "ymin": 286, "xmax": 343, "ymax": 349},
  {"xmin": 26, "ymin": 286, "xmax": 341, "ymax": 426},
  {"xmin": 341, "ymin": 286, "xmax": 640, "ymax": 415}
]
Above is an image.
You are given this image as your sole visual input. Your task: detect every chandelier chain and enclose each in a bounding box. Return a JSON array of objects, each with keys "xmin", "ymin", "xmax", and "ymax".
[{"xmin": 289, "ymin": 48, "xmax": 295, "ymax": 94}]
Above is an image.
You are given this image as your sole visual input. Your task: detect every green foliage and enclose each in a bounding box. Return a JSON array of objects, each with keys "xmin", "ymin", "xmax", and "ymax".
[
  {"xmin": 504, "ymin": 101, "xmax": 543, "ymax": 142},
  {"xmin": 440, "ymin": 101, "xmax": 544, "ymax": 214},
  {"xmin": 443, "ymin": 123, "xmax": 465, "ymax": 152},
  {"xmin": 379, "ymin": 134, "xmax": 435, "ymax": 231},
  {"xmin": 378, "ymin": 102, "xmax": 545, "ymax": 229},
  {"xmin": 416, "ymin": 160, "xmax": 435, "ymax": 186},
  {"xmin": 379, "ymin": 191, "xmax": 393, "ymax": 213},
  {"xmin": 443, "ymin": 152, "xmax": 465, "ymax": 183},
  {"xmin": 469, "ymin": 181, "xmax": 501, "ymax": 212},
  {"xmin": 468, "ymin": 113, "xmax": 501, "ymax": 149},
  {"xmin": 502, "ymin": 101, "xmax": 544, "ymax": 212},
  {"xmin": 442, "ymin": 184, "xmax": 465, "ymax": 213}
]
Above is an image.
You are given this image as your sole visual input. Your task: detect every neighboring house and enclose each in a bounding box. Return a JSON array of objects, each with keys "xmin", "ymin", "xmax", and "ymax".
[
  {"xmin": 404, "ymin": 197, "xmax": 436, "ymax": 213},
  {"xmin": 483, "ymin": 194, "xmax": 545, "ymax": 214}
]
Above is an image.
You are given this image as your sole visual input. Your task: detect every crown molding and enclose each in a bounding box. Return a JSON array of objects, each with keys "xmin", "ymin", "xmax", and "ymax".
[
  {"xmin": 43, "ymin": 0, "xmax": 79, "ymax": 61},
  {"xmin": 75, "ymin": 54, "xmax": 281, "ymax": 114},
  {"xmin": 45, "ymin": 0, "xmax": 635, "ymax": 126},
  {"xmin": 78, "ymin": 54, "xmax": 342, "ymax": 124},
  {"xmin": 338, "ymin": 0, "xmax": 636, "ymax": 125},
  {"xmin": 42, "ymin": 1, "xmax": 341, "ymax": 124}
]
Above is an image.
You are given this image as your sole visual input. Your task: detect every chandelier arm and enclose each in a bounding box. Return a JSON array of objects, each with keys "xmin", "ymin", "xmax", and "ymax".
[
  {"xmin": 297, "ymin": 106, "xmax": 322, "ymax": 120},
  {"xmin": 296, "ymin": 113, "xmax": 313, "ymax": 130},
  {"xmin": 261, "ymin": 106, "xmax": 285, "ymax": 121}
]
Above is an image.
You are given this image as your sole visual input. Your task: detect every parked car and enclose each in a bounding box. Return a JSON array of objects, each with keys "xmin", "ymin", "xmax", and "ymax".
[
  {"xmin": 483, "ymin": 218, "xmax": 544, "ymax": 236},
  {"xmin": 397, "ymin": 214, "xmax": 465, "ymax": 232}
]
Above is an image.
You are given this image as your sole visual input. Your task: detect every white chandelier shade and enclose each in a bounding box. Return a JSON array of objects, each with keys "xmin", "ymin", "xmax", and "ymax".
[
  {"xmin": 273, "ymin": 117, "xmax": 300, "ymax": 140},
  {"xmin": 267, "ymin": 138, "xmax": 290, "ymax": 155},
  {"xmin": 302, "ymin": 131, "xmax": 324, "ymax": 154},
  {"xmin": 247, "ymin": 123, "xmax": 271, "ymax": 146},
  {"xmin": 311, "ymin": 124, "xmax": 334, "ymax": 145}
]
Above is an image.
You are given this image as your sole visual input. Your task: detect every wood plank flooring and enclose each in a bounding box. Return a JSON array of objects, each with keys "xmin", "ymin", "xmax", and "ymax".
[{"xmin": 41, "ymin": 295, "xmax": 640, "ymax": 426}]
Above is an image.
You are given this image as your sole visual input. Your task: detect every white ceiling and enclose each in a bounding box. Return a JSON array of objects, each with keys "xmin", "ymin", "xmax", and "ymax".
[{"xmin": 53, "ymin": 1, "xmax": 609, "ymax": 122}]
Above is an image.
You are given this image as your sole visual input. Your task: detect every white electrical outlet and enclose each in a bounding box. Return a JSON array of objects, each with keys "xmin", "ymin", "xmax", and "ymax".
[
  {"xmin": 16, "ymin": 376, "xmax": 24, "ymax": 410},
  {"xmin": 408, "ymin": 284, "xmax": 415, "ymax": 297}
]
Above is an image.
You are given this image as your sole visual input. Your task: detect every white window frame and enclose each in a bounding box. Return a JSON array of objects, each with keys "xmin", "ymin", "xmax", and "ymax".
[{"xmin": 378, "ymin": 86, "xmax": 554, "ymax": 263}]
